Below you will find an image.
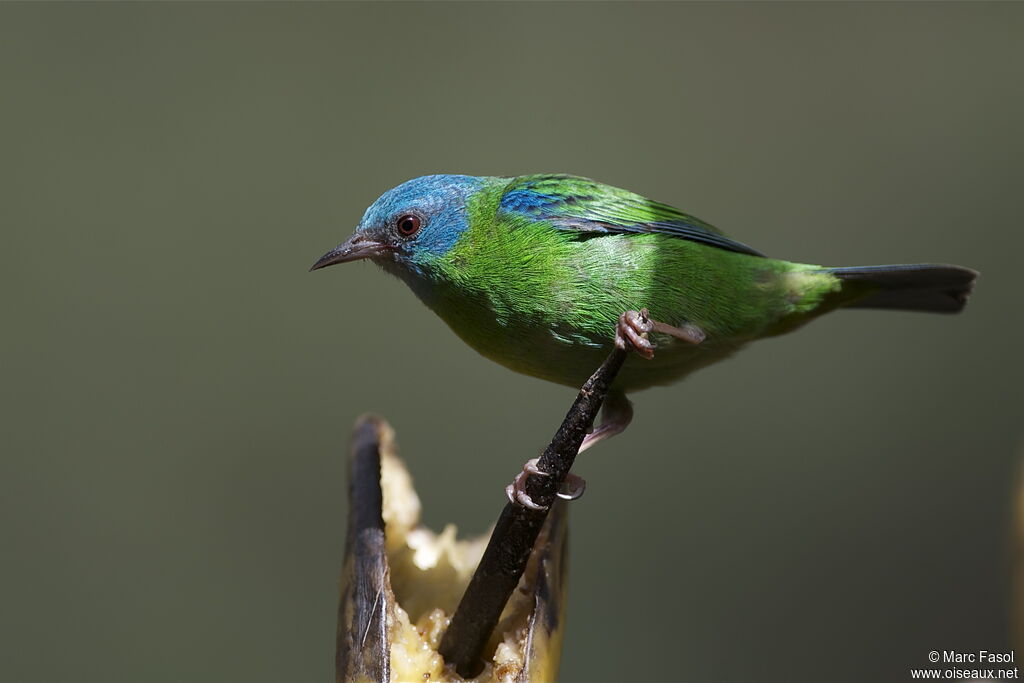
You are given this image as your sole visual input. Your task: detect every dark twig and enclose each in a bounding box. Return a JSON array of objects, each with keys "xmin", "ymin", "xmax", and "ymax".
[{"xmin": 439, "ymin": 347, "xmax": 628, "ymax": 677}]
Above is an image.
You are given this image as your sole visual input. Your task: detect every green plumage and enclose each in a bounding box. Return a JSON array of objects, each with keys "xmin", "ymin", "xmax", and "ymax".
[
  {"xmin": 314, "ymin": 174, "xmax": 976, "ymax": 393},
  {"xmin": 400, "ymin": 177, "xmax": 843, "ymax": 391}
]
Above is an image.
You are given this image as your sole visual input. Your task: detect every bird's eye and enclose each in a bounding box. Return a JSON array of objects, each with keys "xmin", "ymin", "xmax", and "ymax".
[{"xmin": 396, "ymin": 214, "xmax": 422, "ymax": 237}]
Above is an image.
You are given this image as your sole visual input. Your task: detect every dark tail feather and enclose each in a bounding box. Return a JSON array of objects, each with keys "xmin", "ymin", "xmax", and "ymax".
[{"xmin": 829, "ymin": 264, "xmax": 977, "ymax": 313}]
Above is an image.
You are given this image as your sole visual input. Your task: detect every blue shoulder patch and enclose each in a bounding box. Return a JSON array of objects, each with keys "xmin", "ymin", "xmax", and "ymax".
[{"xmin": 499, "ymin": 174, "xmax": 764, "ymax": 257}]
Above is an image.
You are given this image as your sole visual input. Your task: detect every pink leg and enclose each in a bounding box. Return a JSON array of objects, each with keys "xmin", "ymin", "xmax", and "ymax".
[
  {"xmin": 588, "ymin": 308, "xmax": 702, "ymax": 452},
  {"xmin": 616, "ymin": 308, "xmax": 705, "ymax": 359},
  {"xmin": 615, "ymin": 309, "xmax": 656, "ymax": 359},
  {"xmin": 506, "ymin": 309, "xmax": 705, "ymax": 510},
  {"xmin": 505, "ymin": 459, "xmax": 587, "ymax": 511},
  {"xmin": 652, "ymin": 319, "xmax": 706, "ymax": 345},
  {"xmin": 578, "ymin": 390, "xmax": 633, "ymax": 453},
  {"xmin": 506, "ymin": 392, "xmax": 631, "ymax": 510}
]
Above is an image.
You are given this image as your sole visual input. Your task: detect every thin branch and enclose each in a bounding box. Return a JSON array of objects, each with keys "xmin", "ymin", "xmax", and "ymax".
[{"xmin": 439, "ymin": 347, "xmax": 628, "ymax": 677}]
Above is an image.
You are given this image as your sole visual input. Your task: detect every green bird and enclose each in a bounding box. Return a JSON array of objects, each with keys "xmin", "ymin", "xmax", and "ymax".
[{"xmin": 312, "ymin": 174, "xmax": 976, "ymax": 507}]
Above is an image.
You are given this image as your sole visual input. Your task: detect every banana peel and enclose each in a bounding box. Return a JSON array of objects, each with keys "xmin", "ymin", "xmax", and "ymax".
[{"xmin": 337, "ymin": 415, "xmax": 568, "ymax": 683}]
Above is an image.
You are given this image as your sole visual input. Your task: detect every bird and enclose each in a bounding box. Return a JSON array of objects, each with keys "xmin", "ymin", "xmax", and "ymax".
[{"xmin": 312, "ymin": 174, "xmax": 976, "ymax": 508}]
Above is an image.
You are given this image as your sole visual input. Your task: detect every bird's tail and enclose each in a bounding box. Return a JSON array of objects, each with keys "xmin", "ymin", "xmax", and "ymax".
[{"xmin": 828, "ymin": 264, "xmax": 977, "ymax": 313}]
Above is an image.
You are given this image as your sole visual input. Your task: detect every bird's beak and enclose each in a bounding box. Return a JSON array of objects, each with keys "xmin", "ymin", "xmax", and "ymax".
[{"xmin": 309, "ymin": 233, "xmax": 390, "ymax": 271}]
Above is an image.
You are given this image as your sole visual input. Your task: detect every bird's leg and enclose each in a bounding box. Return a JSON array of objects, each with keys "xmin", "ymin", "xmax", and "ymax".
[
  {"xmin": 507, "ymin": 309, "xmax": 702, "ymax": 510},
  {"xmin": 506, "ymin": 389, "xmax": 633, "ymax": 509},
  {"xmin": 617, "ymin": 308, "xmax": 705, "ymax": 359},
  {"xmin": 505, "ymin": 459, "xmax": 587, "ymax": 510},
  {"xmin": 610, "ymin": 309, "xmax": 700, "ymax": 362},
  {"xmin": 614, "ymin": 309, "xmax": 656, "ymax": 359},
  {"xmin": 651, "ymin": 319, "xmax": 706, "ymax": 345},
  {"xmin": 578, "ymin": 389, "xmax": 632, "ymax": 453}
]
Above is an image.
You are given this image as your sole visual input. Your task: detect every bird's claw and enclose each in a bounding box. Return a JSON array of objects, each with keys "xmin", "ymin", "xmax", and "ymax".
[
  {"xmin": 615, "ymin": 308, "xmax": 656, "ymax": 359},
  {"xmin": 556, "ymin": 473, "xmax": 586, "ymax": 501},
  {"xmin": 616, "ymin": 308, "xmax": 706, "ymax": 359},
  {"xmin": 506, "ymin": 459, "xmax": 547, "ymax": 510},
  {"xmin": 505, "ymin": 458, "xmax": 586, "ymax": 510}
]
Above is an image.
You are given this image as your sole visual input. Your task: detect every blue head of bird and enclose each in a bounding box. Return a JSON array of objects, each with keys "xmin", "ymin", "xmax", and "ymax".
[{"xmin": 311, "ymin": 174, "xmax": 488, "ymax": 283}]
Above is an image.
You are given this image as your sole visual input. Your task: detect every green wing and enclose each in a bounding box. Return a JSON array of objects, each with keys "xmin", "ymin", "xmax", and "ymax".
[{"xmin": 498, "ymin": 174, "xmax": 764, "ymax": 257}]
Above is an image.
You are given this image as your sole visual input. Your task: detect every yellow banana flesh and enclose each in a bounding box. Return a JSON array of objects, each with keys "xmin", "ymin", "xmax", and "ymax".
[{"xmin": 337, "ymin": 415, "xmax": 568, "ymax": 683}]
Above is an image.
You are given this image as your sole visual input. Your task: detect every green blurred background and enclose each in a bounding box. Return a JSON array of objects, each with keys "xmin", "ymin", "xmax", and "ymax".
[{"xmin": 3, "ymin": 3, "xmax": 1022, "ymax": 682}]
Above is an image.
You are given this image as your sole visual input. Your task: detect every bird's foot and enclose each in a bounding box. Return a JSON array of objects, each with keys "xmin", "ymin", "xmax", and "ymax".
[
  {"xmin": 615, "ymin": 309, "xmax": 656, "ymax": 359},
  {"xmin": 505, "ymin": 458, "xmax": 586, "ymax": 511},
  {"xmin": 616, "ymin": 308, "xmax": 706, "ymax": 360}
]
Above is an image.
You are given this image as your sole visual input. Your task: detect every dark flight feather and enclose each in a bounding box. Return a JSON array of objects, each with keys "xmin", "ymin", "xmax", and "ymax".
[{"xmin": 499, "ymin": 174, "xmax": 765, "ymax": 257}]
